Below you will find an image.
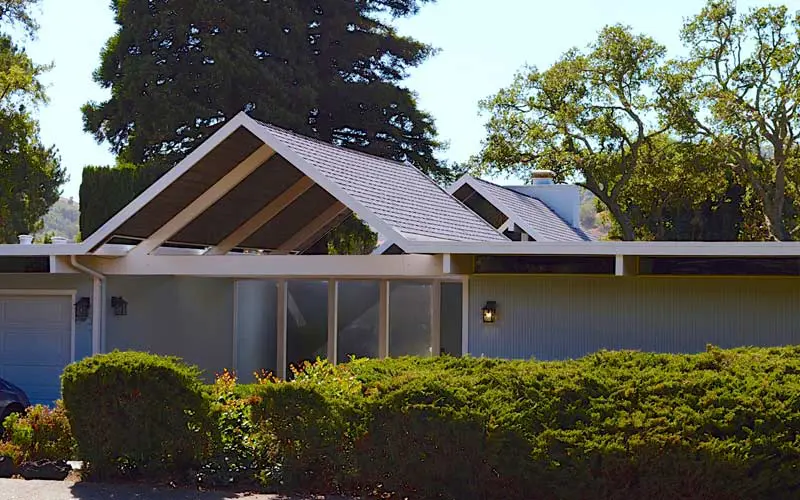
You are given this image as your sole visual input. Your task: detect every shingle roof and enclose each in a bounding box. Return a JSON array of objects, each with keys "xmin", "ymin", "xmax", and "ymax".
[
  {"xmin": 255, "ymin": 121, "xmax": 507, "ymax": 243},
  {"xmin": 467, "ymin": 177, "xmax": 593, "ymax": 242}
]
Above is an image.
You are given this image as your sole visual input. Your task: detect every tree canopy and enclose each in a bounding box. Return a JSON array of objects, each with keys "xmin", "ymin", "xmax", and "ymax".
[
  {"xmin": 0, "ymin": 0, "xmax": 65, "ymax": 242},
  {"xmin": 473, "ymin": 0, "xmax": 800, "ymax": 241},
  {"xmin": 83, "ymin": 0, "xmax": 447, "ymax": 180},
  {"xmin": 673, "ymin": 0, "xmax": 800, "ymax": 241}
]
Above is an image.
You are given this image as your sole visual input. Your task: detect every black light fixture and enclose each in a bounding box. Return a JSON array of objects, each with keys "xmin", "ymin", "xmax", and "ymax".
[
  {"xmin": 74, "ymin": 297, "xmax": 90, "ymax": 322},
  {"xmin": 111, "ymin": 296, "xmax": 128, "ymax": 316},
  {"xmin": 482, "ymin": 301, "xmax": 497, "ymax": 324}
]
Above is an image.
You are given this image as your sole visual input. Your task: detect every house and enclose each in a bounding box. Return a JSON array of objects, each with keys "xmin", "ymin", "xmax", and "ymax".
[{"xmin": 1, "ymin": 111, "xmax": 799, "ymax": 404}]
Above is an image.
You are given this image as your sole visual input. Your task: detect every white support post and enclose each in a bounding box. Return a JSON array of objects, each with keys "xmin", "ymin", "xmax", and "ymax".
[
  {"xmin": 131, "ymin": 145, "xmax": 274, "ymax": 256},
  {"xmin": 273, "ymin": 202, "xmax": 347, "ymax": 254},
  {"xmin": 378, "ymin": 280, "xmax": 390, "ymax": 358},
  {"xmin": 205, "ymin": 176, "xmax": 315, "ymax": 255},
  {"xmin": 430, "ymin": 280, "xmax": 441, "ymax": 357},
  {"xmin": 461, "ymin": 277, "xmax": 469, "ymax": 356},
  {"xmin": 615, "ymin": 255, "xmax": 625, "ymax": 276},
  {"xmin": 327, "ymin": 280, "xmax": 338, "ymax": 365},
  {"xmin": 276, "ymin": 279, "xmax": 288, "ymax": 379},
  {"xmin": 91, "ymin": 277, "xmax": 102, "ymax": 355}
]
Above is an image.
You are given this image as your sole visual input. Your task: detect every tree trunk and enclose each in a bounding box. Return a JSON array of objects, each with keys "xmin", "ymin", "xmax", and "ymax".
[
  {"xmin": 609, "ymin": 204, "xmax": 636, "ymax": 241},
  {"xmin": 764, "ymin": 203, "xmax": 790, "ymax": 241}
]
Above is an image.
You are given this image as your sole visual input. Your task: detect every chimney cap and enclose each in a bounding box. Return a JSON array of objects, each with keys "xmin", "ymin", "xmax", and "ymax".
[
  {"xmin": 531, "ymin": 169, "xmax": 556, "ymax": 179},
  {"xmin": 530, "ymin": 169, "xmax": 555, "ymax": 185}
]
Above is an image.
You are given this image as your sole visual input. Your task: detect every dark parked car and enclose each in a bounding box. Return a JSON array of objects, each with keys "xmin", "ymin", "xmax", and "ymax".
[{"xmin": 0, "ymin": 377, "xmax": 29, "ymax": 423}]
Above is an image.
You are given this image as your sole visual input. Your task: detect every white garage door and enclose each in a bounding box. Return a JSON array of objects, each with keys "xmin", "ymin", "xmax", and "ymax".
[{"xmin": 0, "ymin": 295, "xmax": 72, "ymax": 405}]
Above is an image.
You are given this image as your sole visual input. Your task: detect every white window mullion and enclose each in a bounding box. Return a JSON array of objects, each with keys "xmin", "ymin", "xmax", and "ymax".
[
  {"xmin": 276, "ymin": 279, "xmax": 288, "ymax": 379},
  {"xmin": 327, "ymin": 280, "xmax": 338, "ymax": 365}
]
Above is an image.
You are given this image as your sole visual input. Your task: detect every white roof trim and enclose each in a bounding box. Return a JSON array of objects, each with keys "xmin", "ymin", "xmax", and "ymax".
[
  {"xmin": 0, "ymin": 243, "xmax": 88, "ymax": 256},
  {"xmin": 448, "ymin": 174, "xmax": 550, "ymax": 242},
  {"xmin": 80, "ymin": 113, "xmax": 254, "ymax": 252},
  {"xmin": 402, "ymin": 240, "xmax": 800, "ymax": 257}
]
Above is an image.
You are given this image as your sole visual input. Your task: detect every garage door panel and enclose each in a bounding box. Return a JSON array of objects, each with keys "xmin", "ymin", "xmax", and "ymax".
[
  {"xmin": 2, "ymin": 297, "xmax": 71, "ymax": 325},
  {"xmin": 1, "ymin": 331, "xmax": 68, "ymax": 364},
  {"xmin": 0, "ymin": 295, "xmax": 72, "ymax": 406}
]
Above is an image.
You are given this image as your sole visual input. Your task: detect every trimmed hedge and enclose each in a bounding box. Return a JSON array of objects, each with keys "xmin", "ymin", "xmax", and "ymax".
[
  {"xmin": 252, "ymin": 347, "xmax": 800, "ymax": 499},
  {"xmin": 61, "ymin": 351, "xmax": 211, "ymax": 479},
  {"xmin": 79, "ymin": 163, "xmax": 171, "ymax": 239}
]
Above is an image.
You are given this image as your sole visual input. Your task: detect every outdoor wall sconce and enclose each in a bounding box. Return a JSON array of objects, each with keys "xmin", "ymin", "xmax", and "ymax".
[
  {"xmin": 111, "ymin": 296, "xmax": 128, "ymax": 316},
  {"xmin": 482, "ymin": 301, "xmax": 497, "ymax": 323},
  {"xmin": 74, "ymin": 297, "xmax": 90, "ymax": 322}
]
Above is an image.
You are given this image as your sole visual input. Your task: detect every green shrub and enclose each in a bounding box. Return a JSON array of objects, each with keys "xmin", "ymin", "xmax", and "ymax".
[
  {"xmin": 250, "ymin": 348, "xmax": 800, "ymax": 500},
  {"xmin": 250, "ymin": 360, "xmax": 362, "ymax": 493},
  {"xmin": 61, "ymin": 351, "xmax": 211, "ymax": 480},
  {"xmin": 2, "ymin": 402, "xmax": 75, "ymax": 462},
  {"xmin": 0, "ymin": 442, "xmax": 22, "ymax": 467},
  {"xmin": 197, "ymin": 369, "xmax": 262, "ymax": 487}
]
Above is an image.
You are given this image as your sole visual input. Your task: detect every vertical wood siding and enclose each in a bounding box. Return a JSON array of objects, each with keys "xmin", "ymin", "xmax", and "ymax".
[{"xmin": 469, "ymin": 276, "xmax": 800, "ymax": 360}]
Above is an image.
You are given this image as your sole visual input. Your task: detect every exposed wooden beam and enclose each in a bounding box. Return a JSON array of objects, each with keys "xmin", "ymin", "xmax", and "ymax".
[
  {"xmin": 79, "ymin": 254, "xmax": 445, "ymax": 278},
  {"xmin": 81, "ymin": 113, "xmax": 254, "ymax": 252},
  {"xmin": 272, "ymin": 202, "xmax": 348, "ymax": 254},
  {"xmin": 130, "ymin": 145, "xmax": 274, "ymax": 256},
  {"xmin": 205, "ymin": 176, "xmax": 316, "ymax": 255}
]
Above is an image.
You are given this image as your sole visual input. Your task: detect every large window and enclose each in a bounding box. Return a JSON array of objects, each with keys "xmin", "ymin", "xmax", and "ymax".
[
  {"xmin": 440, "ymin": 282, "xmax": 463, "ymax": 356},
  {"xmin": 389, "ymin": 281, "xmax": 432, "ymax": 357},
  {"xmin": 337, "ymin": 281, "xmax": 380, "ymax": 362},
  {"xmin": 286, "ymin": 280, "xmax": 328, "ymax": 373}
]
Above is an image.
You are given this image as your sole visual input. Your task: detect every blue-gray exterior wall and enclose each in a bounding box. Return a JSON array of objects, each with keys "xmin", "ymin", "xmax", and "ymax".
[
  {"xmin": 105, "ymin": 276, "xmax": 235, "ymax": 381},
  {"xmin": 0, "ymin": 273, "xmax": 93, "ymax": 360},
  {"xmin": 468, "ymin": 275, "xmax": 800, "ymax": 360}
]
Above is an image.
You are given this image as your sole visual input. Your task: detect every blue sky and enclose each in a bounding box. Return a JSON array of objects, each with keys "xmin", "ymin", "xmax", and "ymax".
[{"xmin": 24, "ymin": 0, "xmax": 800, "ymax": 199}]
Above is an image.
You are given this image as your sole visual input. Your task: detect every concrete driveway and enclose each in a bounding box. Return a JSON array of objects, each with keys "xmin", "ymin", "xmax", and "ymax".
[{"xmin": 0, "ymin": 479, "xmax": 354, "ymax": 500}]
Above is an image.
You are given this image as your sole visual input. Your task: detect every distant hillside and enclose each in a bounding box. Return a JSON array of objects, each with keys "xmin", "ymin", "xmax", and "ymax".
[
  {"xmin": 40, "ymin": 197, "xmax": 80, "ymax": 241},
  {"xmin": 579, "ymin": 189, "xmax": 611, "ymax": 240}
]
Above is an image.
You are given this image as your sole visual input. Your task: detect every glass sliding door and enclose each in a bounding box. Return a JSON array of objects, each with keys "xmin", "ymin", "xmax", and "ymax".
[
  {"xmin": 286, "ymin": 280, "xmax": 328, "ymax": 374},
  {"xmin": 389, "ymin": 281, "xmax": 432, "ymax": 357},
  {"xmin": 337, "ymin": 281, "xmax": 380, "ymax": 362}
]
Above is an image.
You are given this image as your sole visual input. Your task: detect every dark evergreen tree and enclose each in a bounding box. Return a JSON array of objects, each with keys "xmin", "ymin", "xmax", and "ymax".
[{"xmin": 83, "ymin": 0, "xmax": 447, "ymax": 180}]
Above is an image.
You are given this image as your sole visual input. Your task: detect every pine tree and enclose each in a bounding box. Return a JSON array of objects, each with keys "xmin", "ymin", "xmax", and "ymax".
[{"xmin": 83, "ymin": 0, "xmax": 447, "ymax": 179}]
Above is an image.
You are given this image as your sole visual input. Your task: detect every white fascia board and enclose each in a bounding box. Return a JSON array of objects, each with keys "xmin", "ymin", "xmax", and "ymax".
[
  {"xmin": 80, "ymin": 113, "xmax": 253, "ymax": 252},
  {"xmin": 0, "ymin": 244, "xmax": 88, "ymax": 257},
  {"xmin": 446, "ymin": 174, "xmax": 473, "ymax": 195},
  {"xmin": 81, "ymin": 253, "xmax": 445, "ymax": 278},
  {"xmin": 371, "ymin": 240, "xmax": 396, "ymax": 255},
  {"xmin": 238, "ymin": 116, "xmax": 410, "ymax": 250},
  {"xmin": 402, "ymin": 240, "xmax": 800, "ymax": 257}
]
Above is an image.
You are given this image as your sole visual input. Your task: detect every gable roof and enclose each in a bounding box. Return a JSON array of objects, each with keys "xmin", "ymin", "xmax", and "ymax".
[
  {"xmin": 252, "ymin": 121, "xmax": 506, "ymax": 244},
  {"xmin": 449, "ymin": 175, "xmax": 592, "ymax": 242},
  {"xmin": 81, "ymin": 112, "xmax": 505, "ymax": 253}
]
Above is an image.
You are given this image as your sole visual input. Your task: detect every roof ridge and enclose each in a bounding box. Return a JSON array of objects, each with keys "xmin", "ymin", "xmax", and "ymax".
[
  {"xmin": 259, "ymin": 122, "xmax": 507, "ymax": 242},
  {"xmin": 254, "ymin": 118, "xmax": 413, "ymax": 169}
]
